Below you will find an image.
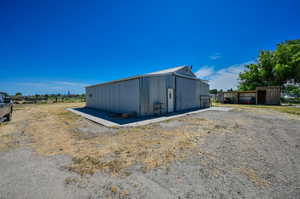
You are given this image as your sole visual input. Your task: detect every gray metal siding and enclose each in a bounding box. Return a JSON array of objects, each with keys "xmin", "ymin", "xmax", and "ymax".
[
  {"xmin": 86, "ymin": 73, "xmax": 209, "ymax": 117},
  {"xmin": 86, "ymin": 79, "xmax": 140, "ymax": 114},
  {"xmin": 140, "ymin": 75, "xmax": 174, "ymax": 116},
  {"xmin": 175, "ymin": 76, "xmax": 209, "ymax": 111},
  {"xmin": 198, "ymin": 80, "xmax": 209, "ymax": 96},
  {"xmin": 197, "ymin": 80, "xmax": 210, "ymax": 108},
  {"xmin": 176, "ymin": 77, "xmax": 198, "ymax": 111}
]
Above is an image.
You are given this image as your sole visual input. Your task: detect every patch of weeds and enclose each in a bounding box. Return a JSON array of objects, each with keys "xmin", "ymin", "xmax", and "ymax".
[
  {"xmin": 120, "ymin": 189, "xmax": 130, "ymax": 197},
  {"xmin": 118, "ymin": 127, "xmax": 143, "ymax": 134},
  {"xmin": 163, "ymin": 119, "xmax": 174, "ymax": 123},
  {"xmin": 13, "ymin": 104, "xmax": 27, "ymax": 110},
  {"xmin": 64, "ymin": 176, "xmax": 80, "ymax": 185},
  {"xmin": 66, "ymin": 156, "xmax": 124, "ymax": 176},
  {"xmin": 57, "ymin": 111, "xmax": 81, "ymax": 124},
  {"xmin": 138, "ymin": 125, "xmax": 154, "ymax": 130},
  {"xmin": 193, "ymin": 117, "xmax": 207, "ymax": 121},
  {"xmin": 216, "ymin": 103, "xmax": 300, "ymax": 116},
  {"xmin": 213, "ymin": 124, "xmax": 227, "ymax": 129},
  {"xmin": 122, "ymin": 170, "xmax": 132, "ymax": 177},
  {"xmin": 66, "ymin": 156, "xmax": 101, "ymax": 176},
  {"xmin": 239, "ymin": 168, "xmax": 270, "ymax": 187},
  {"xmin": 111, "ymin": 185, "xmax": 118, "ymax": 193},
  {"xmin": 109, "ymin": 185, "xmax": 130, "ymax": 198},
  {"xmin": 0, "ymin": 122, "xmax": 8, "ymax": 127},
  {"xmin": 0, "ymin": 134, "xmax": 19, "ymax": 152},
  {"xmin": 251, "ymin": 105, "xmax": 300, "ymax": 116}
]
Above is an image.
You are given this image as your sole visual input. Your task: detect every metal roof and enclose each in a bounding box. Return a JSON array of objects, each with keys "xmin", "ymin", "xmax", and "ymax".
[
  {"xmin": 146, "ymin": 65, "xmax": 187, "ymax": 75},
  {"xmin": 86, "ymin": 65, "xmax": 193, "ymax": 88}
]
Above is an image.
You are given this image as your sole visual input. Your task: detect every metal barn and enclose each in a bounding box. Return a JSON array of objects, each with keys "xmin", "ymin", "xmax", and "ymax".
[{"xmin": 85, "ymin": 66, "xmax": 210, "ymax": 116}]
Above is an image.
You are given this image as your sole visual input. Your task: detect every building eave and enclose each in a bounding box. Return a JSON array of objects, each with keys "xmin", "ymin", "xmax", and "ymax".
[{"xmin": 86, "ymin": 65, "xmax": 192, "ymax": 88}]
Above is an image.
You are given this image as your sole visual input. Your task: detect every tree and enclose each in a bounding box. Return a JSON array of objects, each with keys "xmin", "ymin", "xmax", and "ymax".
[
  {"xmin": 239, "ymin": 63, "xmax": 264, "ymax": 90},
  {"xmin": 238, "ymin": 39, "xmax": 300, "ymax": 90},
  {"xmin": 285, "ymin": 85, "xmax": 300, "ymax": 97},
  {"xmin": 209, "ymin": 89, "xmax": 218, "ymax": 94},
  {"xmin": 15, "ymin": 92, "xmax": 22, "ymax": 96}
]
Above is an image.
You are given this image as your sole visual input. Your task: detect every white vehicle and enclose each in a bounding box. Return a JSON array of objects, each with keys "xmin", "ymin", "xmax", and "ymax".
[{"xmin": 0, "ymin": 92, "xmax": 13, "ymax": 122}]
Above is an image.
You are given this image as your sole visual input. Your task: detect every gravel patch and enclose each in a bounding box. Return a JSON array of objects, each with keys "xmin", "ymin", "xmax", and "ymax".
[{"xmin": 0, "ymin": 105, "xmax": 299, "ymax": 199}]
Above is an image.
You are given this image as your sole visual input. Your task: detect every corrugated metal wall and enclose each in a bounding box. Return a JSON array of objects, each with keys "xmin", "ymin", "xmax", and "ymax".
[
  {"xmin": 175, "ymin": 76, "xmax": 209, "ymax": 111},
  {"xmin": 140, "ymin": 75, "xmax": 174, "ymax": 116},
  {"xmin": 86, "ymin": 74, "xmax": 210, "ymax": 116},
  {"xmin": 86, "ymin": 79, "xmax": 140, "ymax": 114}
]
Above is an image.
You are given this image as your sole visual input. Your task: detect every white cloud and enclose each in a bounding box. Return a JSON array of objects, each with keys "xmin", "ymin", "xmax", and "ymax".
[
  {"xmin": 53, "ymin": 81, "xmax": 88, "ymax": 87},
  {"xmin": 195, "ymin": 66, "xmax": 214, "ymax": 79},
  {"xmin": 209, "ymin": 53, "xmax": 222, "ymax": 60},
  {"xmin": 195, "ymin": 61, "xmax": 254, "ymax": 90}
]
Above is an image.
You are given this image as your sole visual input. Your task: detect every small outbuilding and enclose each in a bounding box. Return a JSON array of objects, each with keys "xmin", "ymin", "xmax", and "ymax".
[
  {"xmin": 86, "ymin": 66, "xmax": 210, "ymax": 116},
  {"xmin": 256, "ymin": 86, "xmax": 281, "ymax": 105},
  {"xmin": 219, "ymin": 86, "xmax": 281, "ymax": 105}
]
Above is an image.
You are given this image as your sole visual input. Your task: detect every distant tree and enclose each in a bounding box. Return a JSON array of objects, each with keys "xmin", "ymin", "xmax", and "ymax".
[
  {"xmin": 209, "ymin": 89, "xmax": 218, "ymax": 94},
  {"xmin": 239, "ymin": 39, "xmax": 300, "ymax": 90},
  {"xmin": 15, "ymin": 92, "xmax": 22, "ymax": 96},
  {"xmin": 285, "ymin": 85, "xmax": 300, "ymax": 97}
]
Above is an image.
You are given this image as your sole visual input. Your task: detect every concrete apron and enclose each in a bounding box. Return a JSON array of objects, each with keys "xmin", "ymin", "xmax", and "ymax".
[{"xmin": 67, "ymin": 107, "xmax": 233, "ymax": 127}]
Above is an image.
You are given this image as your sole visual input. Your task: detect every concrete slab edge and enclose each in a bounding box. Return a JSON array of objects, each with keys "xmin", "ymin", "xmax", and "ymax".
[
  {"xmin": 67, "ymin": 108, "xmax": 120, "ymax": 127},
  {"xmin": 67, "ymin": 107, "xmax": 233, "ymax": 128}
]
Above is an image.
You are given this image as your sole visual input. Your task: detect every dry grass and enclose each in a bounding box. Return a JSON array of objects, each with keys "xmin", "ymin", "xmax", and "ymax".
[
  {"xmin": 239, "ymin": 168, "xmax": 270, "ymax": 187},
  {"xmin": 214, "ymin": 103, "xmax": 300, "ymax": 116},
  {"xmin": 0, "ymin": 103, "xmax": 223, "ymax": 176},
  {"xmin": 66, "ymin": 120, "xmax": 215, "ymax": 175},
  {"xmin": 0, "ymin": 134, "xmax": 17, "ymax": 151},
  {"xmin": 0, "ymin": 121, "xmax": 21, "ymax": 151}
]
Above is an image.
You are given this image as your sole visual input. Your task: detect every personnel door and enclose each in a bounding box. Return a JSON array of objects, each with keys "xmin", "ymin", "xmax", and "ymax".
[
  {"xmin": 167, "ymin": 88, "xmax": 174, "ymax": 113},
  {"xmin": 257, "ymin": 90, "xmax": 266, "ymax": 104}
]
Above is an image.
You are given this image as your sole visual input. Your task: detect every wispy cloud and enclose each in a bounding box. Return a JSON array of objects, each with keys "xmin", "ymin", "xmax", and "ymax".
[
  {"xmin": 195, "ymin": 66, "xmax": 214, "ymax": 79},
  {"xmin": 209, "ymin": 53, "xmax": 222, "ymax": 60},
  {"xmin": 195, "ymin": 61, "xmax": 254, "ymax": 90},
  {"xmin": 53, "ymin": 81, "xmax": 88, "ymax": 87},
  {"xmin": 0, "ymin": 81, "xmax": 89, "ymax": 95}
]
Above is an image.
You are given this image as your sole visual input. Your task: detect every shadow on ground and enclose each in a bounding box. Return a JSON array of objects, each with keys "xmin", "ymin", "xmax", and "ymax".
[{"xmin": 72, "ymin": 107, "xmax": 206, "ymax": 125}]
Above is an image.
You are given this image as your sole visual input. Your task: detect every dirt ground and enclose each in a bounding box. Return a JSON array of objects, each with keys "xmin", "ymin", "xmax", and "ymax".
[{"xmin": 0, "ymin": 103, "xmax": 299, "ymax": 199}]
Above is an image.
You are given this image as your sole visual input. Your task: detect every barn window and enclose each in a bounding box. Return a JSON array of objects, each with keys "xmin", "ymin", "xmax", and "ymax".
[{"xmin": 89, "ymin": 93, "xmax": 93, "ymax": 98}]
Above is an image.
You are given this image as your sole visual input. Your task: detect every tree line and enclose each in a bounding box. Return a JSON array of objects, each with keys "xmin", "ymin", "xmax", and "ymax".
[{"xmin": 12, "ymin": 93, "xmax": 86, "ymax": 104}]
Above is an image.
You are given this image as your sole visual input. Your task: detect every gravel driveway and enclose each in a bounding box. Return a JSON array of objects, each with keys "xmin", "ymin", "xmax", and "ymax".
[{"xmin": 0, "ymin": 104, "xmax": 299, "ymax": 199}]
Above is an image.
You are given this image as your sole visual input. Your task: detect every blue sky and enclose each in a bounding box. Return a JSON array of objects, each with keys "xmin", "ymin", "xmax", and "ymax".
[{"xmin": 0, "ymin": 0, "xmax": 299, "ymax": 95}]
